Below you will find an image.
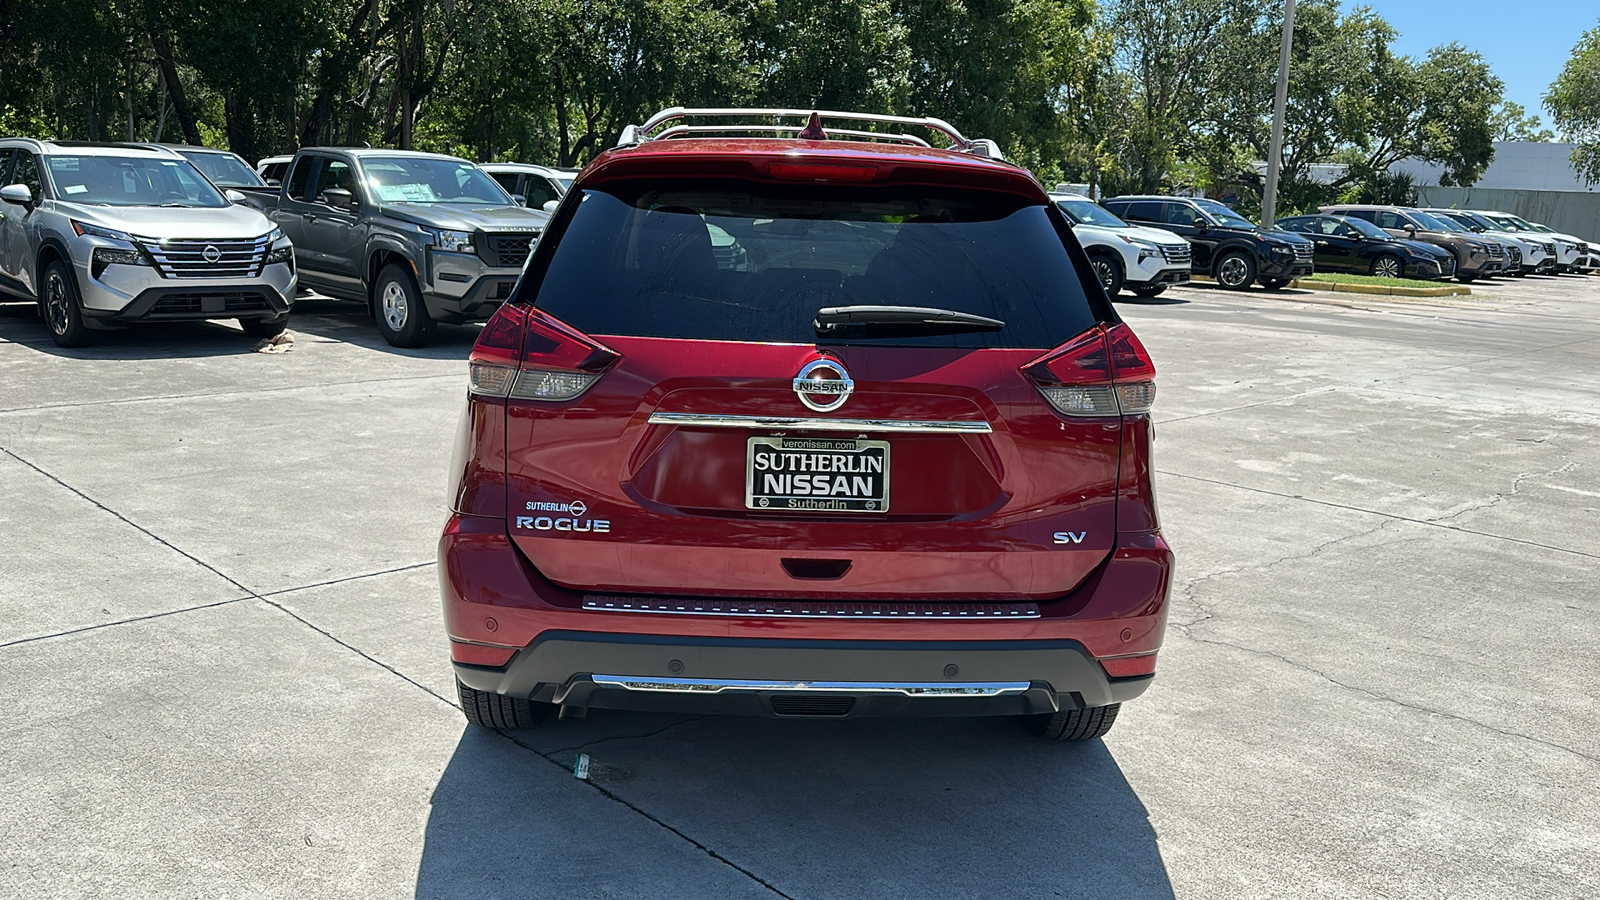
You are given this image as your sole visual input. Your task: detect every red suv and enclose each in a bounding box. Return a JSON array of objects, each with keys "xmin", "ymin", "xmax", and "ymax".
[{"xmin": 441, "ymin": 109, "xmax": 1173, "ymax": 742}]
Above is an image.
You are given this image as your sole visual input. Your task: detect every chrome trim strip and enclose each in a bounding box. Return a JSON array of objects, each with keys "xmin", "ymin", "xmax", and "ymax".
[
  {"xmin": 647, "ymin": 412, "xmax": 992, "ymax": 434},
  {"xmin": 583, "ymin": 597, "xmax": 1040, "ymax": 618},
  {"xmin": 591, "ymin": 675, "xmax": 1031, "ymax": 697}
]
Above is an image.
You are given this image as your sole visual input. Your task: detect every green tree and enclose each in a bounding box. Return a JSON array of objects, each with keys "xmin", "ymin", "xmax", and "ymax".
[
  {"xmin": 1489, "ymin": 101, "xmax": 1555, "ymax": 142},
  {"xmin": 1547, "ymin": 22, "xmax": 1600, "ymax": 183}
]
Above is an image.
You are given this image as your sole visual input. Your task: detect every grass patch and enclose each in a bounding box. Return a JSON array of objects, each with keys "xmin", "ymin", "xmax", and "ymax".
[{"xmin": 1298, "ymin": 272, "xmax": 1448, "ymax": 288}]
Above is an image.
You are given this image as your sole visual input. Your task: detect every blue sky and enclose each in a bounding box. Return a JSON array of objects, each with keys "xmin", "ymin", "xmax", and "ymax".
[{"xmin": 1341, "ymin": 0, "xmax": 1598, "ymax": 129}]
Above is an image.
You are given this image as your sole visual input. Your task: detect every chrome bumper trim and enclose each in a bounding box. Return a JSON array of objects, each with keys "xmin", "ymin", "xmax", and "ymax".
[
  {"xmin": 647, "ymin": 412, "xmax": 992, "ymax": 434},
  {"xmin": 582, "ymin": 597, "xmax": 1040, "ymax": 618},
  {"xmin": 590, "ymin": 675, "xmax": 1032, "ymax": 697}
]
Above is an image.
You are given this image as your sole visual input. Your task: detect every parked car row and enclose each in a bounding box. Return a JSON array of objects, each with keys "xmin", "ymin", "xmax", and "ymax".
[
  {"xmin": 0, "ymin": 138, "xmax": 559, "ymax": 347},
  {"xmin": 1052, "ymin": 188, "xmax": 1597, "ymax": 296}
]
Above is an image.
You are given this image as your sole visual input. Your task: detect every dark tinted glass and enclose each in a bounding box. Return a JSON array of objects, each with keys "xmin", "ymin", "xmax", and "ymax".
[
  {"xmin": 181, "ymin": 151, "xmax": 264, "ymax": 187},
  {"xmin": 13, "ymin": 152, "xmax": 42, "ymax": 196},
  {"xmin": 287, "ymin": 157, "xmax": 320, "ymax": 201},
  {"xmin": 0, "ymin": 149, "xmax": 14, "ymax": 186},
  {"xmin": 531, "ymin": 182, "xmax": 1098, "ymax": 349},
  {"xmin": 1125, "ymin": 201, "xmax": 1162, "ymax": 222}
]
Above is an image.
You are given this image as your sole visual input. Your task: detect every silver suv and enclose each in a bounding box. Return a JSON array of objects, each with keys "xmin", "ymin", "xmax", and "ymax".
[{"xmin": 0, "ymin": 139, "xmax": 296, "ymax": 347}]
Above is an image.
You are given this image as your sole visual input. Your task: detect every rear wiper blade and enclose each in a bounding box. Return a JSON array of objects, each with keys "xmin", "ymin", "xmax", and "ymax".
[{"xmin": 814, "ymin": 305, "xmax": 1005, "ymax": 334}]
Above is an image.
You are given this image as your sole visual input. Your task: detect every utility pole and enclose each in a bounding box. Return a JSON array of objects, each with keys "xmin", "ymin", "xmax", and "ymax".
[{"xmin": 1261, "ymin": 0, "xmax": 1296, "ymax": 228}]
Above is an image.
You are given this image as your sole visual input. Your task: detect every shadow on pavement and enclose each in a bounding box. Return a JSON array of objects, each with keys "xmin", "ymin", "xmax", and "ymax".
[
  {"xmin": 286, "ymin": 295, "xmax": 481, "ymax": 359},
  {"xmin": 0, "ymin": 299, "xmax": 271, "ymax": 359},
  {"xmin": 417, "ymin": 713, "xmax": 1174, "ymax": 899}
]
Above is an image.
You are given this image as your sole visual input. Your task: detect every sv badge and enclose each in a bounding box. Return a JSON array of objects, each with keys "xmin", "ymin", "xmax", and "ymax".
[{"xmin": 1053, "ymin": 531, "xmax": 1087, "ymax": 545}]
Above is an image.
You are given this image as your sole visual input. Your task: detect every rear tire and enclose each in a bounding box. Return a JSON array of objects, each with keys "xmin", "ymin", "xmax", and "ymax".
[
  {"xmin": 373, "ymin": 262, "xmax": 434, "ymax": 348},
  {"xmin": 240, "ymin": 317, "xmax": 287, "ymax": 338},
  {"xmin": 42, "ymin": 259, "xmax": 94, "ymax": 348},
  {"xmin": 1214, "ymin": 252, "xmax": 1255, "ymax": 290},
  {"xmin": 457, "ymin": 678, "xmax": 552, "ymax": 729},
  {"xmin": 1088, "ymin": 251, "xmax": 1124, "ymax": 299},
  {"xmin": 1027, "ymin": 703, "xmax": 1121, "ymax": 741}
]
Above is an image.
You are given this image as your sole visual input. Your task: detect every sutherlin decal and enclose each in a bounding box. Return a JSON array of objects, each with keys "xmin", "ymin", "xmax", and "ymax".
[{"xmin": 516, "ymin": 499, "xmax": 608, "ymax": 534}]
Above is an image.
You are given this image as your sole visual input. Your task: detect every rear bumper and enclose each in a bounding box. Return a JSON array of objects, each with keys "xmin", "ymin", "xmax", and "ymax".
[{"xmin": 439, "ymin": 517, "xmax": 1173, "ymax": 716}]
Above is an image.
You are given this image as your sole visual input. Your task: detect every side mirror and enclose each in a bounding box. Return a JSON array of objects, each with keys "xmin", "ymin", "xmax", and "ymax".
[
  {"xmin": 224, "ymin": 189, "xmax": 247, "ymax": 204},
  {"xmin": 1347, "ymin": 231, "xmax": 1364, "ymax": 240},
  {"xmin": 1403, "ymin": 223, "xmax": 1416, "ymax": 235},
  {"xmin": 321, "ymin": 187, "xmax": 354, "ymax": 211},
  {"xmin": 542, "ymin": 199, "xmax": 560, "ymax": 213},
  {"xmin": 0, "ymin": 183, "xmax": 32, "ymax": 206},
  {"xmin": 1196, "ymin": 220, "xmax": 1210, "ymax": 232},
  {"xmin": 512, "ymin": 194, "xmax": 527, "ymax": 207}
]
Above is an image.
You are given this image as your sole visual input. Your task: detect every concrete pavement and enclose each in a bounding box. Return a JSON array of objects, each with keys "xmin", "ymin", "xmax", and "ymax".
[{"xmin": 1, "ymin": 276, "xmax": 1596, "ymax": 898}]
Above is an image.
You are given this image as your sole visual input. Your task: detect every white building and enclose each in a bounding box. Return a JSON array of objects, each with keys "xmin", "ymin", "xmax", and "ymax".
[{"xmin": 1393, "ymin": 142, "xmax": 1593, "ymax": 192}]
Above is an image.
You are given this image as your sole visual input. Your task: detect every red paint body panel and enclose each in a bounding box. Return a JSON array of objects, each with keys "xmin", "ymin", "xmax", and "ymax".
[{"xmin": 440, "ymin": 515, "xmax": 1172, "ymax": 661}]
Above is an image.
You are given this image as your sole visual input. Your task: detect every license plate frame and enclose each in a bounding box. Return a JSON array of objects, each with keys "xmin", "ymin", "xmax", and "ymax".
[{"xmin": 745, "ymin": 436, "xmax": 889, "ymax": 513}]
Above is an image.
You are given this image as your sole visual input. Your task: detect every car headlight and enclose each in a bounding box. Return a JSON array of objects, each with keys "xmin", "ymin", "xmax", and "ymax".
[
  {"xmin": 267, "ymin": 227, "xmax": 285, "ymax": 243},
  {"xmin": 1119, "ymin": 235, "xmax": 1159, "ymax": 261},
  {"xmin": 72, "ymin": 220, "xmax": 136, "ymax": 242},
  {"xmin": 266, "ymin": 244, "xmax": 294, "ymax": 266},
  {"xmin": 90, "ymin": 246, "xmax": 150, "ymax": 279},
  {"xmin": 429, "ymin": 228, "xmax": 476, "ymax": 253}
]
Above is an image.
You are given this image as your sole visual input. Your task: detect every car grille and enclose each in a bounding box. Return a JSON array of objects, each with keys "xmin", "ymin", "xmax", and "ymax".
[
  {"xmin": 147, "ymin": 291, "xmax": 275, "ymax": 317},
  {"xmin": 1441, "ymin": 254, "xmax": 1456, "ymax": 274},
  {"xmin": 1543, "ymin": 242, "xmax": 1557, "ymax": 255},
  {"xmin": 1160, "ymin": 243, "xmax": 1191, "ymax": 264},
  {"xmin": 1486, "ymin": 243, "xmax": 1503, "ymax": 259},
  {"xmin": 1292, "ymin": 243, "xmax": 1314, "ymax": 261},
  {"xmin": 139, "ymin": 236, "xmax": 269, "ymax": 279},
  {"xmin": 478, "ymin": 231, "xmax": 541, "ymax": 268},
  {"xmin": 1505, "ymin": 245, "xmax": 1521, "ymax": 264}
]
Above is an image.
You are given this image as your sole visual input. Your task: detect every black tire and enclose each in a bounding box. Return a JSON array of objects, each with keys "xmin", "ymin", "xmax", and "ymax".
[
  {"xmin": 1130, "ymin": 284, "xmax": 1167, "ymax": 298},
  {"xmin": 41, "ymin": 259, "xmax": 94, "ymax": 347},
  {"xmin": 1213, "ymin": 251, "xmax": 1256, "ymax": 290},
  {"xmin": 1259, "ymin": 277, "xmax": 1290, "ymax": 290},
  {"xmin": 1027, "ymin": 703, "xmax": 1121, "ymax": 741},
  {"xmin": 1369, "ymin": 254, "xmax": 1404, "ymax": 279},
  {"xmin": 372, "ymin": 262, "xmax": 434, "ymax": 348},
  {"xmin": 457, "ymin": 678, "xmax": 552, "ymax": 729},
  {"xmin": 1456, "ymin": 273, "xmax": 1476, "ymax": 283},
  {"xmin": 240, "ymin": 317, "xmax": 287, "ymax": 338},
  {"xmin": 1088, "ymin": 251, "xmax": 1124, "ymax": 299}
]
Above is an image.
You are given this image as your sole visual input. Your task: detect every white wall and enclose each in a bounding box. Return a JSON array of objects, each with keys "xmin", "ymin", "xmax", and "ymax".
[{"xmin": 1394, "ymin": 142, "xmax": 1595, "ymax": 193}]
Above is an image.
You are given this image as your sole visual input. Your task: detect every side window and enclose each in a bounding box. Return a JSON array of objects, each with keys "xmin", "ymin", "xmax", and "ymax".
[
  {"xmin": 1124, "ymin": 201, "xmax": 1162, "ymax": 222},
  {"xmin": 522, "ymin": 177, "xmax": 558, "ymax": 209},
  {"xmin": 11, "ymin": 152, "xmax": 43, "ymax": 198},
  {"xmin": 1375, "ymin": 211, "xmax": 1403, "ymax": 230},
  {"xmin": 319, "ymin": 159, "xmax": 355, "ymax": 204},
  {"xmin": 1343, "ymin": 209, "xmax": 1375, "ymax": 224},
  {"xmin": 0, "ymin": 149, "xmax": 14, "ymax": 187},
  {"xmin": 490, "ymin": 172, "xmax": 519, "ymax": 195},
  {"xmin": 287, "ymin": 156, "xmax": 321, "ymax": 202},
  {"xmin": 1279, "ymin": 219, "xmax": 1309, "ymax": 234},
  {"xmin": 1164, "ymin": 203, "xmax": 1200, "ymax": 227},
  {"xmin": 1318, "ymin": 218, "xmax": 1345, "ymax": 235}
]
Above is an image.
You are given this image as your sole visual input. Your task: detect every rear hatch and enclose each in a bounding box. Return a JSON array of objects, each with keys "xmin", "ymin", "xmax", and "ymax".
[{"xmin": 494, "ymin": 173, "xmax": 1126, "ymax": 600}]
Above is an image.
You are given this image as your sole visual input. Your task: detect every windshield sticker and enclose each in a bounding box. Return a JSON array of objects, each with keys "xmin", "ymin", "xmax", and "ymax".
[
  {"xmin": 372, "ymin": 183, "xmax": 441, "ymax": 202},
  {"xmin": 63, "ymin": 184, "xmax": 87, "ymax": 195},
  {"xmin": 49, "ymin": 158, "xmax": 80, "ymax": 171}
]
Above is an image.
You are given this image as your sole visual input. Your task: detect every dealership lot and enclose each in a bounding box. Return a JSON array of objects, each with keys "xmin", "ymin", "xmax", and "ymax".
[{"xmin": 1, "ymin": 276, "xmax": 1596, "ymax": 898}]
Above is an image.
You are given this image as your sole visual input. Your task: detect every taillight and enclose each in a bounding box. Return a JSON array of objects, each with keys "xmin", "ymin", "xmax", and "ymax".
[
  {"xmin": 468, "ymin": 304, "xmax": 620, "ymax": 402},
  {"xmin": 1022, "ymin": 323, "xmax": 1156, "ymax": 417}
]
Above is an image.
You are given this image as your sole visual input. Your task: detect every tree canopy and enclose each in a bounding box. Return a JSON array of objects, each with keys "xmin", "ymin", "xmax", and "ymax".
[
  {"xmin": 0, "ymin": 0, "xmax": 1510, "ymax": 211},
  {"xmin": 1547, "ymin": 21, "xmax": 1600, "ymax": 183}
]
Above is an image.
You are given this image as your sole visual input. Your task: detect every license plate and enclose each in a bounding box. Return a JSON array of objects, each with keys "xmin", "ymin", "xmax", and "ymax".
[{"xmin": 746, "ymin": 437, "xmax": 889, "ymax": 513}]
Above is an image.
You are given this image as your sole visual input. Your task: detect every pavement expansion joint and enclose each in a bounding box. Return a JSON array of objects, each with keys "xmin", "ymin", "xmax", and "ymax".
[
  {"xmin": 0, "ymin": 372, "xmax": 461, "ymax": 415},
  {"xmin": 258, "ymin": 561, "xmax": 438, "ymax": 599},
  {"xmin": 1156, "ymin": 470, "xmax": 1600, "ymax": 562},
  {"xmin": 1176, "ymin": 629, "xmax": 1600, "ymax": 768},
  {"xmin": 0, "ymin": 595, "xmax": 250, "ymax": 651},
  {"xmin": 541, "ymin": 716, "xmax": 711, "ymax": 759}
]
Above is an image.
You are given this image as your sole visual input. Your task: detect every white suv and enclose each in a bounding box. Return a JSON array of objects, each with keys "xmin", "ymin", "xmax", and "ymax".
[
  {"xmin": 1051, "ymin": 193, "xmax": 1191, "ymax": 298},
  {"xmin": 0, "ymin": 139, "xmax": 296, "ymax": 347}
]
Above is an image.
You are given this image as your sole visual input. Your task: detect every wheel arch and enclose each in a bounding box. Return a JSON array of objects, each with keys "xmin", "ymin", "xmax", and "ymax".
[{"xmin": 365, "ymin": 246, "xmax": 416, "ymax": 316}]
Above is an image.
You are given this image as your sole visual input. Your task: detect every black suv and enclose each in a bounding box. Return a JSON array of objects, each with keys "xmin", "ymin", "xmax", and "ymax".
[{"xmin": 1102, "ymin": 195, "xmax": 1314, "ymax": 290}]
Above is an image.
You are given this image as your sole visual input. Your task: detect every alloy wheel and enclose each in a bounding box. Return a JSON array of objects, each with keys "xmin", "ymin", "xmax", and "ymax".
[
  {"xmin": 381, "ymin": 281, "xmax": 409, "ymax": 330},
  {"xmin": 1093, "ymin": 259, "xmax": 1115, "ymax": 290},
  {"xmin": 1218, "ymin": 256, "xmax": 1249, "ymax": 287},
  {"xmin": 1373, "ymin": 257, "xmax": 1401, "ymax": 278},
  {"xmin": 45, "ymin": 271, "xmax": 69, "ymax": 335}
]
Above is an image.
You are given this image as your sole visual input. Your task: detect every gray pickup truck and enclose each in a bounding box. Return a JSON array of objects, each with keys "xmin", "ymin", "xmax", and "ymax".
[{"xmin": 238, "ymin": 148, "xmax": 549, "ymax": 346}]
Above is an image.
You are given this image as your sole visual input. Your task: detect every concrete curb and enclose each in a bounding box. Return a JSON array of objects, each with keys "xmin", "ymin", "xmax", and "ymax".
[{"xmin": 1190, "ymin": 275, "xmax": 1471, "ymax": 297}]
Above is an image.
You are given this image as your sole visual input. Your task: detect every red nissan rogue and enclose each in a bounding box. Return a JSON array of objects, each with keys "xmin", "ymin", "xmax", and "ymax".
[{"xmin": 440, "ymin": 108, "xmax": 1173, "ymax": 741}]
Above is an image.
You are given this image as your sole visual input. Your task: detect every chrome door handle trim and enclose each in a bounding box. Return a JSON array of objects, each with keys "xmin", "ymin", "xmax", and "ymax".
[{"xmin": 646, "ymin": 412, "xmax": 992, "ymax": 434}]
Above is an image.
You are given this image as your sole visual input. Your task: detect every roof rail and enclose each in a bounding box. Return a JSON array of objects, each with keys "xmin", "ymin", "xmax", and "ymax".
[{"xmin": 616, "ymin": 108, "xmax": 1006, "ymax": 161}]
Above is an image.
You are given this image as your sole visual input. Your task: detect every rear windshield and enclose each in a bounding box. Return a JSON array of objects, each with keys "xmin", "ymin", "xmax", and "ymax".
[
  {"xmin": 528, "ymin": 181, "xmax": 1097, "ymax": 349},
  {"xmin": 180, "ymin": 151, "xmax": 264, "ymax": 187}
]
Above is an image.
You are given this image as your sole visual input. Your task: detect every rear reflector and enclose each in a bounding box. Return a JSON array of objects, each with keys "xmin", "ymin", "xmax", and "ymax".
[
  {"xmin": 450, "ymin": 640, "xmax": 518, "ymax": 667},
  {"xmin": 1023, "ymin": 323, "xmax": 1156, "ymax": 417},
  {"xmin": 1100, "ymin": 653, "xmax": 1157, "ymax": 678},
  {"xmin": 468, "ymin": 304, "xmax": 619, "ymax": 401}
]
